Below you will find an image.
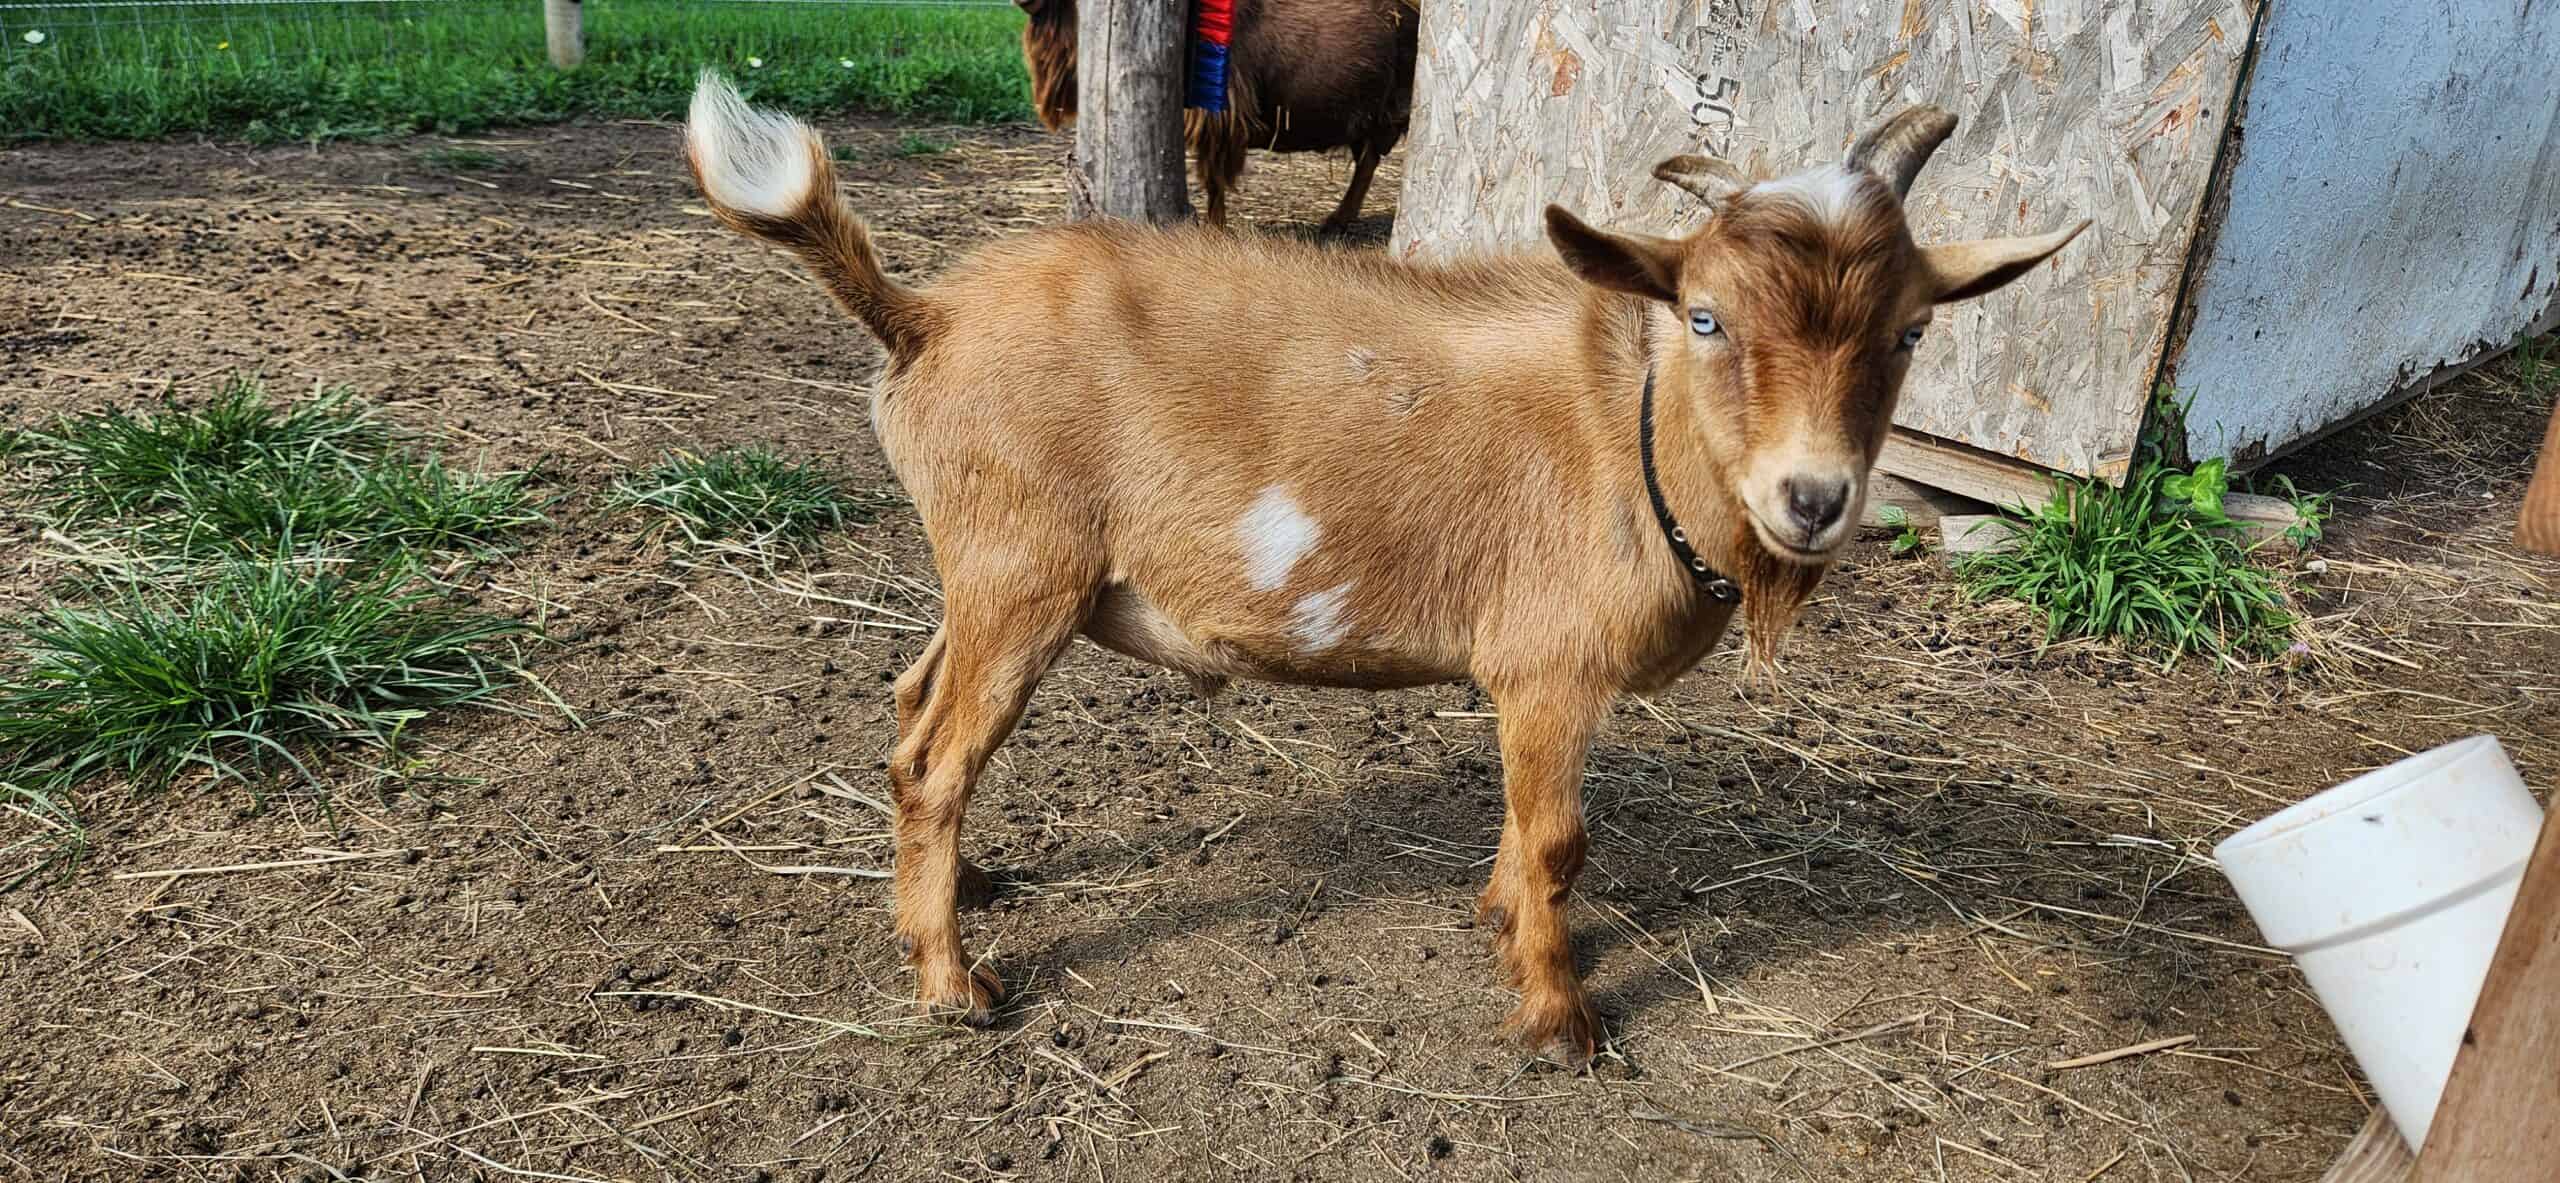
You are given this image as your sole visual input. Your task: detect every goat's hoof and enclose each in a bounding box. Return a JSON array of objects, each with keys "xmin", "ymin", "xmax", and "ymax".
[
  {"xmin": 954, "ymin": 859, "xmax": 997, "ymax": 911},
  {"xmin": 920, "ymin": 963, "xmax": 1005, "ymax": 1028},
  {"xmin": 1503, "ymin": 991, "xmax": 1600, "ymax": 1071}
]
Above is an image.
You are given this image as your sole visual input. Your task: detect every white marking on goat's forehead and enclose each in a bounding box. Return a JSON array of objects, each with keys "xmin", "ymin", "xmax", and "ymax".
[
  {"xmin": 1236, "ymin": 486, "xmax": 1319, "ymax": 592},
  {"xmin": 1290, "ymin": 582, "xmax": 1355, "ymax": 651},
  {"xmin": 1751, "ymin": 163, "xmax": 1883, "ymax": 226}
]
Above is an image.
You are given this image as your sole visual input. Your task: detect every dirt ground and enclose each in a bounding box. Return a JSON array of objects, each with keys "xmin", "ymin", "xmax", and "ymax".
[{"xmin": 3, "ymin": 117, "xmax": 2557, "ymax": 1183}]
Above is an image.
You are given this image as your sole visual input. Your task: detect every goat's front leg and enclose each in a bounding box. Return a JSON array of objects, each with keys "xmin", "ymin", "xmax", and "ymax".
[
  {"xmin": 1475, "ymin": 684, "xmax": 1608, "ymax": 1067},
  {"xmin": 1319, "ymin": 141, "xmax": 1386, "ymax": 237}
]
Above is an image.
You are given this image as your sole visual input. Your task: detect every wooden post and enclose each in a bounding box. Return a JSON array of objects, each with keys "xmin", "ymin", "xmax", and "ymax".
[
  {"xmin": 2315, "ymin": 800, "xmax": 2560, "ymax": 1182},
  {"xmin": 2409, "ymin": 804, "xmax": 2560, "ymax": 1179},
  {"xmin": 1069, "ymin": 0, "xmax": 1189, "ymax": 222},
  {"xmin": 544, "ymin": 0, "xmax": 583, "ymax": 70}
]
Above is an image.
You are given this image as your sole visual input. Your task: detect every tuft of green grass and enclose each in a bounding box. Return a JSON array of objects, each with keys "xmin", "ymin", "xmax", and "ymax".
[
  {"xmin": 9, "ymin": 378, "xmax": 542, "ymax": 562},
  {"xmin": 0, "ymin": 379, "xmax": 552, "ymax": 883},
  {"xmin": 832, "ymin": 132, "xmax": 953, "ymax": 164},
  {"xmin": 1954, "ymin": 387, "xmax": 2315, "ymax": 666},
  {"xmin": 2258, "ymin": 473, "xmax": 2336, "ymax": 549},
  {"xmin": 0, "ymin": 556, "xmax": 531, "ymax": 811},
  {"xmin": 892, "ymin": 131, "xmax": 951, "ymax": 157},
  {"xmin": 610, "ymin": 445, "xmax": 866, "ymax": 547},
  {"xmin": 1, "ymin": 0, "xmax": 1031, "ymax": 144},
  {"xmin": 2511, "ymin": 332, "xmax": 2560, "ymax": 397},
  {"xmin": 9, "ymin": 378, "xmax": 389, "ymax": 521},
  {"xmin": 1957, "ymin": 461, "xmax": 2298, "ymax": 666},
  {"xmin": 143, "ymin": 453, "xmax": 545, "ymax": 561}
]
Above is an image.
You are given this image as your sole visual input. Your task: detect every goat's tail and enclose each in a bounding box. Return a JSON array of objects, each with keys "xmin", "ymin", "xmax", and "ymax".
[{"xmin": 684, "ymin": 72, "xmax": 936, "ymax": 360}]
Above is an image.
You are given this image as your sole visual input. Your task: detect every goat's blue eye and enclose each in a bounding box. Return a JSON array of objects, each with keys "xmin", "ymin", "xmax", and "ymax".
[
  {"xmin": 1689, "ymin": 309, "xmax": 1721, "ymax": 337},
  {"xmin": 1897, "ymin": 326, "xmax": 1926, "ymax": 351}
]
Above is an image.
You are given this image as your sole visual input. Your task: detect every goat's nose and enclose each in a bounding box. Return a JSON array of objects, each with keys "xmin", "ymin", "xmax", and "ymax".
[{"xmin": 1783, "ymin": 477, "xmax": 1850, "ymax": 537}]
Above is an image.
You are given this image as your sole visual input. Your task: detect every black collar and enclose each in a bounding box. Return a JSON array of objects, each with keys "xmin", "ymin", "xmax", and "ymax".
[{"xmin": 1639, "ymin": 369, "xmax": 1742, "ymax": 603}]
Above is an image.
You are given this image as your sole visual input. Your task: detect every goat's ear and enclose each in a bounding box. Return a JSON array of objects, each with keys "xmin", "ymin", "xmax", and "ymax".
[
  {"xmin": 1545, "ymin": 205, "xmax": 1683, "ymax": 304},
  {"xmin": 1653, "ymin": 154, "xmax": 1749, "ymax": 207},
  {"xmin": 1923, "ymin": 220, "xmax": 2090, "ymax": 304}
]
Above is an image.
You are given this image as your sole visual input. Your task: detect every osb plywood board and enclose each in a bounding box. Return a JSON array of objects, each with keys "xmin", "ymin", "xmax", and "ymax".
[
  {"xmin": 1391, "ymin": 0, "xmax": 2257, "ymax": 482},
  {"xmin": 2169, "ymin": 1, "xmax": 2560, "ymax": 468}
]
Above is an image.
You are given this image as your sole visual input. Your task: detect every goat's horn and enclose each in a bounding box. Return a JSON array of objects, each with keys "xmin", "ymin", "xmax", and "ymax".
[
  {"xmin": 1846, "ymin": 106, "xmax": 1958, "ymax": 199},
  {"xmin": 1652, "ymin": 154, "xmax": 1750, "ymax": 207}
]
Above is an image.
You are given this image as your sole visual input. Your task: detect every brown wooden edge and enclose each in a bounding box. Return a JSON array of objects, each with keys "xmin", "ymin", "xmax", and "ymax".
[
  {"xmin": 1876, "ymin": 429, "xmax": 2067, "ymax": 512},
  {"xmin": 2408, "ymin": 804, "xmax": 2560, "ymax": 1179}
]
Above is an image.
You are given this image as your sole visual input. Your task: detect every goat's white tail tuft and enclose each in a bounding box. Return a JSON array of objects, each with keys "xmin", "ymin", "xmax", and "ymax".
[
  {"xmin": 682, "ymin": 70, "xmax": 936, "ymax": 359},
  {"xmin": 686, "ymin": 70, "xmax": 820, "ymax": 219}
]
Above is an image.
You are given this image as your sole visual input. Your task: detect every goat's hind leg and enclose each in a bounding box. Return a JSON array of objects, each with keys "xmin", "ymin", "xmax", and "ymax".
[
  {"xmin": 1319, "ymin": 140, "xmax": 1386, "ymax": 237},
  {"xmin": 1191, "ymin": 118, "xmax": 1243, "ymax": 229},
  {"xmin": 1474, "ymin": 682, "xmax": 1608, "ymax": 1067},
  {"xmin": 891, "ymin": 630, "xmax": 993, "ymax": 910},
  {"xmin": 888, "ymin": 584, "xmax": 1085, "ymax": 1024}
]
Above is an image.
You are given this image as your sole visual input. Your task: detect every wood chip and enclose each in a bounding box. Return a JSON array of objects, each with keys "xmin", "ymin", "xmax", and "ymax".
[{"xmin": 2046, "ymin": 1034, "xmax": 2197, "ymax": 1070}]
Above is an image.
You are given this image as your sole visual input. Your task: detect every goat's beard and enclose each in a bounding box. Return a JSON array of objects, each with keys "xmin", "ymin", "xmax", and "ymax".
[{"xmin": 1734, "ymin": 529, "xmax": 1830, "ymax": 685}]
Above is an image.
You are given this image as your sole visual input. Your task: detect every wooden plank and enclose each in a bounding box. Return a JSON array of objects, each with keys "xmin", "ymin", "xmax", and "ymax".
[
  {"xmin": 1393, "ymin": 0, "xmax": 2252, "ymax": 481},
  {"xmin": 1859, "ymin": 473, "xmax": 1986, "ymax": 529},
  {"xmin": 2225, "ymin": 492, "xmax": 2303, "ymax": 547},
  {"xmin": 2411, "ymin": 804, "xmax": 2560, "ymax": 1180},
  {"xmin": 2321, "ymin": 1113, "xmax": 2415, "ymax": 1183},
  {"xmin": 1878, "ymin": 429, "xmax": 2058, "ymax": 511},
  {"xmin": 2516, "ymin": 399, "xmax": 2560, "ymax": 556},
  {"xmin": 1070, "ymin": 0, "xmax": 1189, "ymax": 223},
  {"xmin": 1935, "ymin": 514, "xmax": 2024, "ymax": 567}
]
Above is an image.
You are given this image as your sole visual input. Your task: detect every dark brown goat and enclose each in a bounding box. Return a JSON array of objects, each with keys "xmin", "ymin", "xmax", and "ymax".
[{"xmin": 1018, "ymin": 0, "xmax": 1417, "ymax": 233}]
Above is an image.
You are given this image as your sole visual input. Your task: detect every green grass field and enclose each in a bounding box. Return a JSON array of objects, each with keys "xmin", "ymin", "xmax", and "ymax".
[{"xmin": 0, "ymin": 0, "xmax": 1031, "ymax": 142}]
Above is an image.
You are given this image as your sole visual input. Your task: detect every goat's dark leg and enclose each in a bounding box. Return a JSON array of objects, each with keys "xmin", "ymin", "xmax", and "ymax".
[
  {"xmin": 1474, "ymin": 682, "xmax": 1608, "ymax": 1067},
  {"xmin": 1203, "ymin": 175, "xmax": 1230, "ymax": 228},
  {"xmin": 1319, "ymin": 141, "xmax": 1387, "ymax": 237},
  {"xmin": 1191, "ymin": 121, "xmax": 1240, "ymax": 229}
]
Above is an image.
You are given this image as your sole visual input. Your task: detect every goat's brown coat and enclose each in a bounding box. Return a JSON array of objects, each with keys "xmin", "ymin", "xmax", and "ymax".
[
  {"xmin": 1018, "ymin": 0, "xmax": 1417, "ymax": 231},
  {"xmin": 685, "ymin": 78, "xmax": 2083, "ymax": 1063}
]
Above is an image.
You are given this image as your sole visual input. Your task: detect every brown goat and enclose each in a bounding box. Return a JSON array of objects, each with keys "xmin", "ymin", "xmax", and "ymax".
[
  {"xmin": 1017, "ymin": 0, "xmax": 1417, "ymax": 233},
  {"xmin": 684, "ymin": 72, "xmax": 2084, "ymax": 1065}
]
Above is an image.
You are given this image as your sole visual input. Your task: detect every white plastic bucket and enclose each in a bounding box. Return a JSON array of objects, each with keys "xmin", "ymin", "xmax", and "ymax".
[{"xmin": 2213, "ymin": 735, "xmax": 2542, "ymax": 1149}]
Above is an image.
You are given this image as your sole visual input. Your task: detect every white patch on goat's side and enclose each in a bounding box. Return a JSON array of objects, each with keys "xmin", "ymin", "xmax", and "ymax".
[
  {"xmin": 1236, "ymin": 486, "xmax": 1320, "ymax": 592},
  {"xmin": 1290, "ymin": 582, "xmax": 1355, "ymax": 651},
  {"xmin": 1754, "ymin": 163, "xmax": 1876, "ymax": 225},
  {"xmin": 686, "ymin": 70, "xmax": 816, "ymax": 218}
]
